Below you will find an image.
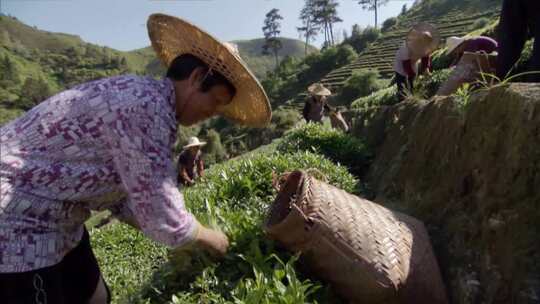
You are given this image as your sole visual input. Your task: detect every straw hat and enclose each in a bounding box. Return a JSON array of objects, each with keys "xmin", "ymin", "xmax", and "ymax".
[
  {"xmin": 406, "ymin": 23, "xmax": 440, "ymax": 57},
  {"xmin": 147, "ymin": 14, "xmax": 271, "ymax": 127},
  {"xmin": 183, "ymin": 136, "xmax": 207, "ymax": 149},
  {"xmin": 445, "ymin": 36, "xmax": 467, "ymax": 54},
  {"xmin": 308, "ymin": 83, "xmax": 332, "ymax": 96}
]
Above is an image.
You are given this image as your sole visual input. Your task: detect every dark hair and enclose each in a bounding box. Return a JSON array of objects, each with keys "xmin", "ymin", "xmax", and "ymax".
[{"xmin": 166, "ymin": 54, "xmax": 236, "ymax": 97}]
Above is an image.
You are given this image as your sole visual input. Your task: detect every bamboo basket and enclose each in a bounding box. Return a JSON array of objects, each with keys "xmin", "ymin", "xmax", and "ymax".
[{"xmin": 264, "ymin": 170, "xmax": 448, "ymax": 304}]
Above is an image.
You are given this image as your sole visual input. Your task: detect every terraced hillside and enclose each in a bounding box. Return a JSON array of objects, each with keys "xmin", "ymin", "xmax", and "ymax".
[{"xmin": 321, "ymin": 9, "xmax": 500, "ymax": 93}]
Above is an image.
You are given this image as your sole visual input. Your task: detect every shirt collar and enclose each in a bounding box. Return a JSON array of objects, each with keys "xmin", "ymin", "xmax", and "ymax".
[{"xmin": 161, "ymin": 77, "xmax": 179, "ymax": 123}]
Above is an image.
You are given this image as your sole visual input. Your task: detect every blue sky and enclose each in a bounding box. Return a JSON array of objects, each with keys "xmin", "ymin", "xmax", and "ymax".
[{"xmin": 2, "ymin": 0, "xmax": 411, "ymax": 51}]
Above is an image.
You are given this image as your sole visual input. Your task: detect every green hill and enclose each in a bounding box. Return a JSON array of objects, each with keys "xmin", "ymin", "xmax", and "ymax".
[
  {"xmin": 232, "ymin": 37, "xmax": 318, "ymax": 78},
  {"xmin": 297, "ymin": 0, "xmax": 502, "ymax": 104},
  {"xmin": 0, "ymin": 14, "xmax": 315, "ymax": 125},
  {"xmin": 0, "ymin": 14, "xmax": 84, "ymax": 51},
  {"xmin": 127, "ymin": 38, "xmax": 317, "ymax": 80}
]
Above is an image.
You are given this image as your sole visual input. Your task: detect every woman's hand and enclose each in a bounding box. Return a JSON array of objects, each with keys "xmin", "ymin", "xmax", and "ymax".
[{"xmin": 194, "ymin": 224, "xmax": 229, "ymax": 257}]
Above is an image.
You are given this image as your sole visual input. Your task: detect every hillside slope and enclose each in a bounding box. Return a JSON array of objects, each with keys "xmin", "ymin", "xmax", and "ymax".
[
  {"xmin": 351, "ymin": 83, "xmax": 540, "ymax": 303},
  {"xmin": 0, "ymin": 15, "xmax": 315, "ymax": 119},
  {"xmin": 316, "ymin": 0, "xmax": 501, "ymax": 94},
  {"xmin": 233, "ymin": 37, "xmax": 317, "ymax": 78},
  {"xmin": 124, "ymin": 38, "xmax": 317, "ymax": 80}
]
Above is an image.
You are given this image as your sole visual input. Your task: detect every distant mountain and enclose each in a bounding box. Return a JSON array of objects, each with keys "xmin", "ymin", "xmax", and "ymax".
[
  {"xmin": 0, "ymin": 14, "xmax": 316, "ymax": 124},
  {"xmin": 0, "ymin": 14, "xmax": 316, "ymax": 84},
  {"xmin": 127, "ymin": 37, "xmax": 318, "ymax": 80},
  {"xmin": 232, "ymin": 38, "xmax": 318, "ymax": 78}
]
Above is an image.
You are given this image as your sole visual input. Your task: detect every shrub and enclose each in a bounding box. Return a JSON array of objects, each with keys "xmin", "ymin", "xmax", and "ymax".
[
  {"xmin": 338, "ymin": 69, "xmax": 384, "ymax": 104},
  {"xmin": 351, "ymin": 85, "xmax": 398, "ymax": 109},
  {"xmin": 203, "ymin": 129, "xmax": 228, "ymax": 165},
  {"xmin": 381, "ymin": 17, "xmax": 398, "ymax": 32},
  {"xmin": 277, "ymin": 123, "xmax": 372, "ymax": 177},
  {"xmin": 416, "ymin": 68, "xmax": 453, "ymax": 98},
  {"xmin": 334, "ymin": 44, "xmax": 359, "ymax": 66},
  {"xmin": 343, "ymin": 25, "xmax": 380, "ymax": 54},
  {"xmin": 338, "ymin": 68, "xmax": 384, "ymax": 104},
  {"xmin": 271, "ymin": 107, "xmax": 300, "ymax": 133},
  {"xmin": 431, "ymin": 48, "xmax": 453, "ymax": 70},
  {"xmin": 470, "ymin": 17, "xmax": 490, "ymax": 31},
  {"xmin": 92, "ymin": 149, "xmax": 357, "ymax": 303}
]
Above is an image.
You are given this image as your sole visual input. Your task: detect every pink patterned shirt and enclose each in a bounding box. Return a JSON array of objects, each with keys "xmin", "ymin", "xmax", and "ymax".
[{"xmin": 0, "ymin": 75, "xmax": 197, "ymax": 272}]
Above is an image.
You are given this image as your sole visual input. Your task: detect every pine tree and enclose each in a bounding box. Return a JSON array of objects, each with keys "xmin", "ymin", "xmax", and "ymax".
[
  {"xmin": 298, "ymin": 0, "xmax": 320, "ymax": 56},
  {"xmin": 358, "ymin": 0, "xmax": 390, "ymax": 28},
  {"xmin": 401, "ymin": 4, "xmax": 408, "ymax": 16},
  {"xmin": 312, "ymin": 0, "xmax": 342, "ymax": 47},
  {"xmin": 262, "ymin": 8, "xmax": 283, "ymax": 70}
]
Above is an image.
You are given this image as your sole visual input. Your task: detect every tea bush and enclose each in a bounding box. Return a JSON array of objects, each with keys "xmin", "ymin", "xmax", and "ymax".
[
  {"xmin": 337, "ymin": 68, "xmax": 385, "ymax": 105},
  {"xmin": 277, "ymin": 123, "xmax": 372, "ymax": 177},
  {"xmin": 350, "ymin": 85, "xmax": 397, "ymax": 109},
  {"xmin": 92, "ymin": 149, "xmax": 357, "ymax": 303},
  {"xmin": 416, "ymin": 68, "xmax": 453, "ymax": 98}
]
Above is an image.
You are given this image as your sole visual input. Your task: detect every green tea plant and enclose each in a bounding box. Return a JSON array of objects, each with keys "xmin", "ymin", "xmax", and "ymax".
[
  {"xmin": 350, "ymin": 86, "xmax": 397, "ymax": 110},
  {"xmin": 453, "ymin": 83, "xmax": 473, "ymax": 112},
  {"xmin": 417, "ymin": 69, "xmax": 452, "ymax": 98},
  {"xmin": 277, "ymin": 123, "xmax": 372, "ymax": 178},
  {"xmin": 92, "ymin": 149, "xmax": 356, "ymax": 303},
  {"xmin": 337, "ymin": 68, "xmax": 385, "ymax": 105}
]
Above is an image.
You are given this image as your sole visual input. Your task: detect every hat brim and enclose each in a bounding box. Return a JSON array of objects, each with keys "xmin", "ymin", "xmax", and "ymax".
[
  {"xmin": 446, "ymin": 38, "xmax": 466, "ymax": 54},
  {"xmin": 309, "ymin": 89, "xmax": 332, "ymax": 96},
  {"xmin": 307, "ymin": 84, "xmax": 332, "ymax": 96},
  {"xmin": 406, "ymin": 23, "xmax": 440, "ymax": 57},
  {"xmin": 147, "ymin": 14, "xmax": 272, "ymax": 127},
  {"xmin": 183, "ymin": 142, "xmax": 207, "ymax": 149}
]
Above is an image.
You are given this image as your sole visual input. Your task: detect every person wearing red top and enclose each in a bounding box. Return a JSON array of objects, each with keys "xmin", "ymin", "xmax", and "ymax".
[
  {"xmin": 393, "ymin": 41, "xmax": 433, "ymax": 101},
  {"xmin": 393, "ymin": 24, "xmax": 439, "ymax": 102},
  {"xmin": 178, "ymin": 137, "xmax": 206, "ymax": 186}
]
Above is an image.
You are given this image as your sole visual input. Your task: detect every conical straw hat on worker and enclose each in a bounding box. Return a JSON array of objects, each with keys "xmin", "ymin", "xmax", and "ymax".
[
  {"xmin": 183, "ymin": 136, "xmax": 207, "ymax": 149},
  {"xmin": 406, "ymin": 23, "xmax": 440, "ymax": 57},
  {"xmin": 308, "ymin": 83, "xmax": 332, "ymax": 96},
  {"xmin": 445, "ymin": 36, "xmax": 467, "ymax": 54},
  {"xmin": 147, "ymin": 13, "xmax": 271, "ymax": 127}
]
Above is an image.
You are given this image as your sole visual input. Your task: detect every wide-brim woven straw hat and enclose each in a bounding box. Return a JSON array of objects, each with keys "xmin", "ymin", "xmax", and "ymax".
[
  {"xmin": 406, "ymin": 23, "xmax": 440, "ymax": 57},
  {"xmin": 183, "ymin": 136, "xmax": 207, "ymax": 149},
  {"xmin": 446, "ymin": 36, "xmax": 467, "ymax": 54},
  {"xmin": 308, "ymin": 83, "xmax": 332, "ymax": 96},
  {"xmin": 147, "ymin": 14, "xmax": 271, "ymax": 127}
]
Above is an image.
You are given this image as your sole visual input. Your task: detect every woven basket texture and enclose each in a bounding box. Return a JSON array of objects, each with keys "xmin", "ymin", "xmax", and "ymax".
[{"xmin": 264, "ymin": 171, "xmax": 448, "ymax": 304}]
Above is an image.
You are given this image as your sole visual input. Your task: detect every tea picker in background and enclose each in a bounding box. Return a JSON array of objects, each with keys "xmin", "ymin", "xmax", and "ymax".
[
  {"xmin": 178, "ymin": 136, "xmax": 206, "ymax": 187},
  {"xmin": 436, "ymin": 35, "xmax": 498, "ymax": 96},
  {"xmin": 327, "ymin": 106, "xmax": 349, "ymax": 133},
  {"xmin": 393, "ymin": 23, "xmax": 440, "ymax": 101},
  {"xmin": 0, "ymin": 14, "xmax": 271, "ymax": 304},
  {"xmin": 496, "ymin": 0, "xmax": 540, "ymax": 82},
  {"xmin": 302, "ymin": 83, "xmax": 331, "ymax": 123},
  {"xmin": 446, "ymin": 36, "xmax": 498, "ymax": 67}
]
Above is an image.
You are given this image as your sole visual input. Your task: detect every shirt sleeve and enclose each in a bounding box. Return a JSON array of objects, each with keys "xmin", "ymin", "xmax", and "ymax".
[{"xmin": 102, "ymin": 100, "xmax": 198, "ymax": 248}]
